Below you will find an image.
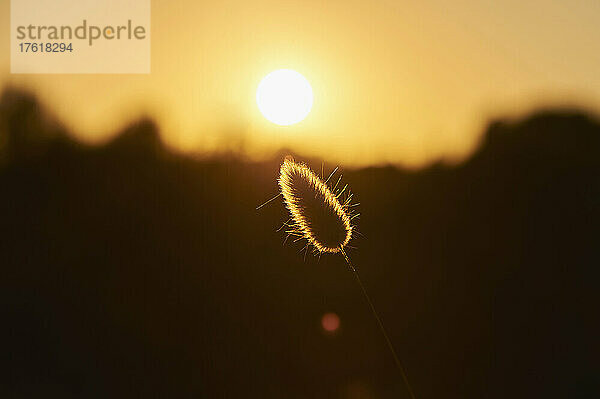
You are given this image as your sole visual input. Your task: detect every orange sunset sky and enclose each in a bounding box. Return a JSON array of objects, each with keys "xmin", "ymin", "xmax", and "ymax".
[{"xmin": 1, "ymin": 0, "xmax": 599, "ymax": 167}]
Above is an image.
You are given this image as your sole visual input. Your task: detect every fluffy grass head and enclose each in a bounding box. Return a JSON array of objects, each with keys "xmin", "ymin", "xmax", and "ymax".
[{"xmin": 278, "ymin": 157, "xmax": 356, "ymax": 254}]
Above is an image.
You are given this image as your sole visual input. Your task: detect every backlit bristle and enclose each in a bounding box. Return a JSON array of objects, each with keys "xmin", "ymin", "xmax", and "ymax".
[{"xmin": 278, "ymin": 158, "xmax": 355, "ymax": 253}]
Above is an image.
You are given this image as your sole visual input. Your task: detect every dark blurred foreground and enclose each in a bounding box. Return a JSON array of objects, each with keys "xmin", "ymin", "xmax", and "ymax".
[{"xmin": 1, "ymin": 88, "xmax": 598, "ymax": 398}]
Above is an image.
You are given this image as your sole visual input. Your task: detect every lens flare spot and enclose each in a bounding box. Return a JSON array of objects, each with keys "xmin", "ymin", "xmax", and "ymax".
[{"xmin": 321, "ymin": 312, "xmax": 340, "ymax": 333}]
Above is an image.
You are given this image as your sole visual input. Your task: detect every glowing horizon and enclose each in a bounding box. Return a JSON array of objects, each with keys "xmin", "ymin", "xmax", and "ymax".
[{"xmin": 1, "ymin": 0, "xmax": 599, "ymax": 167}]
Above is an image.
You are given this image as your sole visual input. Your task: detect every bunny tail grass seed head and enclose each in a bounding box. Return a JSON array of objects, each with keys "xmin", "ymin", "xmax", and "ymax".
[
  {"xmin": 264, "ymin": 159, "xmax": 416, "ymax": 399},
  {"xmin": 278, "ymin": 157, "xmax": 356, "ymax": 254}
]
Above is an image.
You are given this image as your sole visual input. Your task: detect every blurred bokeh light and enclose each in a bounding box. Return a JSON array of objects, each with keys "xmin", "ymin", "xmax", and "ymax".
[{"xmin": 321, "ymin": 312, "xmax": 341, "ymax": 334}]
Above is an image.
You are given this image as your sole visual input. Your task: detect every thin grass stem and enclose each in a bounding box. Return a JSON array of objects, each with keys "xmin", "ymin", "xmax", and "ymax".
[{"xmin": 340, "ymin": 248, "xmax": 417, "ymax": 399}]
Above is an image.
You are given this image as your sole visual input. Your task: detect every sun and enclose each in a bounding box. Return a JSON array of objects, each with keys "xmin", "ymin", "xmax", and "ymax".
[{"xmin": 256, "ymin": 69, "xmax": 313, "ymax": 126}]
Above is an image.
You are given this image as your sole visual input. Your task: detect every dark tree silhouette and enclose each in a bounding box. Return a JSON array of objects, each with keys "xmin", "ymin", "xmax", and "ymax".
[{"xmin": 1, "ymin": 88, "xmax": 598, "ymax": 398}]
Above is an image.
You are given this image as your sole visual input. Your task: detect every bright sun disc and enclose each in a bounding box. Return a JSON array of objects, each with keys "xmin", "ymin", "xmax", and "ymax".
[{"xmin": 256, "ymin": 69, "xmax": 313, "ymax": 126}]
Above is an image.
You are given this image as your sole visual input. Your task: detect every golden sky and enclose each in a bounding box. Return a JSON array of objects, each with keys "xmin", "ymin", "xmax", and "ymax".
[{"xmin": 2, "ymin": 0, "xmax": 599, "ymax": 167}]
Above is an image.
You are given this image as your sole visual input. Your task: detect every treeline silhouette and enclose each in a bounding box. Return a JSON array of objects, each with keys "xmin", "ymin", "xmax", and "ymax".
[{"xmin": 1, "ymin": 88, "xmax": 598, "ymax": 398}]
